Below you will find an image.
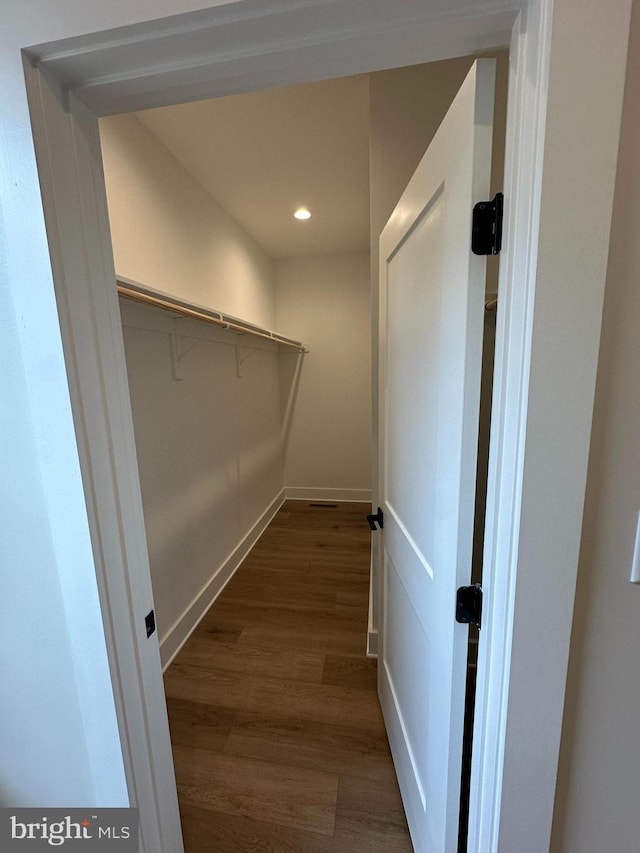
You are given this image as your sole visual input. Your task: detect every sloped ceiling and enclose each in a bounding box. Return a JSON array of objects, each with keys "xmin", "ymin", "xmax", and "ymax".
[{"xmin": 135, "ymin": 74, "xmax": 370, "ymax": 259}]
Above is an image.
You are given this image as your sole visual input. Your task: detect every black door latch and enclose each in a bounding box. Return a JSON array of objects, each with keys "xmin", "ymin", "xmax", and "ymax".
[
  {"xmin": 367, "ymin": 507, "xmax": 384, "ymax": 531},
  {"xmin": 455, "ymin": 584, "xmax": 483, "ymax": 628},
  {"xmin": 471, "ymin": 192, "xmax": 503, "ymax": 255},
  {"xmin": 145, "ymin": 609, "xmax": 156, "ymax": 638}
]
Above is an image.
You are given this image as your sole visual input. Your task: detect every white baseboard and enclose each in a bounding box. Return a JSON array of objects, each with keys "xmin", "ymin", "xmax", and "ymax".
[
  {"xmin": 367, "ymin": 549, "xmax": 378, "ymax": 659},
  {"xmin": 367, "ymin": 629, "xmax": 378, "ymax": 659},
  {"xmin": 160, "ymin": 488, "xmax": 286, "ymax": 671},
  {"xmin": 284, "ymin": 486, "xmax": 372, "ymax": 502}
]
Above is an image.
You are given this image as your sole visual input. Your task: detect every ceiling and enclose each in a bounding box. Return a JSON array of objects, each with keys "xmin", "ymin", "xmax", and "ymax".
[{"xmin": 135, "ymin": 74, "xmax": 370, "ymax": 260}]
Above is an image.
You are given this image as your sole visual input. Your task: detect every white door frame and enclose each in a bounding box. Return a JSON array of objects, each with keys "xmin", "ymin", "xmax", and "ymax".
[{"xmin": 21, "ymin": 1, "xmax": 631, "ymax": 850}]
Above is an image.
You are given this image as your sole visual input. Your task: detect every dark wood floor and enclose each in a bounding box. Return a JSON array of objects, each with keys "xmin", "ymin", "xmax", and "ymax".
[{"xmin": 163, "ymin": 500, "xmax": 413, "ymax": 852}]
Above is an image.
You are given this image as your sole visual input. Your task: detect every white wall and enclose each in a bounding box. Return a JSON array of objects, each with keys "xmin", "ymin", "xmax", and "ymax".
[
  {"xmin": 0, "ymin": 0, "xmax": 233, "ymax": 808},
  {"xmin": 100, "ymin": 113, "xmax": 276, "ymax": 327},
  {"xmin": 276, "ymin": 252, "xmax": 372, "ymax": 500},
  {"xmin": 0, "ymin": 324, "xmax": 114, "ymax": 806},
  {"xmin": 120, "ymin": 300, "xmax": 285, "ymax": 663},
  {"xmin": 100, "ymin": 112, "xmax": 287, "ymax": 663},
  {"xmin": 551, "ymin": 1, "xmax": 640, "ymax": 848}
]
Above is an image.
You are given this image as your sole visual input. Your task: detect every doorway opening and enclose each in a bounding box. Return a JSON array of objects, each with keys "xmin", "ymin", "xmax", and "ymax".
[
  {"xmin": 22, "ymin": 0, "xmax": 583, "ymax": 844},
  {"xmin": 97, "ymin": 52, "xmax": 506, "ymax": 851}
]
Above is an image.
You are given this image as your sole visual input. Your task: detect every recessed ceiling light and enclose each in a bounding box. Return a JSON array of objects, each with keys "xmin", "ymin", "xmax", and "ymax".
[{"xmin": 293, "ymin": 208, "xmax": 312, "ymax": 220}]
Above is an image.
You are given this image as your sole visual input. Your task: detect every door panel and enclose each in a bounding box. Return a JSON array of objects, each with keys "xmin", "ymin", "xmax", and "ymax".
[
  {"xmin": 378, "ymin": 60, "xmax": 495, "ymax": 852},
  {"xmin": 384, "ymin": 552, "xmax": 432, "ymax": 806},
  {"xmin": 386, "ymin": 187, "xmax": 443, "ymax": 566}
]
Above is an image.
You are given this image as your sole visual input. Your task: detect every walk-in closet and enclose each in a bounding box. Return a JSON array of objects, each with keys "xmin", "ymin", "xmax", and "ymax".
[{"xmin": 99, "ymin": 50, "xmax": 507, "ymax": 851}]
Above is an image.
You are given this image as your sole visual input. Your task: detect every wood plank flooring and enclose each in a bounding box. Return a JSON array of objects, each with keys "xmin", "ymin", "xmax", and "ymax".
[{"xmin": 163, "ymin": 500, "xmax": 413, "ymax": 852}]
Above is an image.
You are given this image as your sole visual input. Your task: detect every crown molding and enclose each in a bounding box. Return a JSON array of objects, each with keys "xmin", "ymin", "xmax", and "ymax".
[{"xmin": 25, "ymin": 0, "xmax": 520, "ymax": 115}]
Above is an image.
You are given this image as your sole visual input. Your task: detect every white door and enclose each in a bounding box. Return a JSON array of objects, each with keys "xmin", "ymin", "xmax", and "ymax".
[{"xmin": 378, "ymin": 60, "xmax": 495, "ymax": 852}]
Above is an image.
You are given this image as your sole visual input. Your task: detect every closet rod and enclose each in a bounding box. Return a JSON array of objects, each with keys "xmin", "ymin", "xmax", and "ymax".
[{"xmin": 117, "ymin": 282, "xmax": 308, "ymax": 352}]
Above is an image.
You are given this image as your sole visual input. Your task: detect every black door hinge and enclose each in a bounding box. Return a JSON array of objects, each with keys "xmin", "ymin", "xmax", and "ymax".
[
  {"xmin": 367, "ymin": 507, "xmax": 384, "ymax": 531},
  {"xmin": 145, "ymin": 609, "xmax": 156, "ymax": 638},
  {"xmin": 471, "ymin": 192, "xmax": 503, "ymax": 256},
  {"xmin": 456, "ymin": 584, "xmax": 483, "ymax": 628}
]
